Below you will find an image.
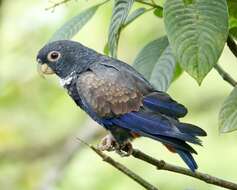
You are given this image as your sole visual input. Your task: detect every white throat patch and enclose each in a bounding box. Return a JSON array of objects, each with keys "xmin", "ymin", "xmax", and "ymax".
[{"xmin": 59, "ymin": 72, "xmax": 75, "ymax": 87}]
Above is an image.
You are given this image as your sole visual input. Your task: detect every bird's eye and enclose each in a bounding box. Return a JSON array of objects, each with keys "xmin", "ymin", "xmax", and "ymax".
[{"xmin": 47, "ymin": 51, "xmax": 61, "ymax": 62}]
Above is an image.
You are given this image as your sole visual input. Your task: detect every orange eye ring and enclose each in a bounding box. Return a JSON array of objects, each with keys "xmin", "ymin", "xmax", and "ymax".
[{"xmin": 47, "ymin": 51, "xmax": 61, "ymax": 62}]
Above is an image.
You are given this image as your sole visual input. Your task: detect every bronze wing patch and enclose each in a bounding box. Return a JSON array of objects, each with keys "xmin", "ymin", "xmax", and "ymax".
[{"xmin": 76, "ymin": 71, "xmax": 143, "ymax": 117}]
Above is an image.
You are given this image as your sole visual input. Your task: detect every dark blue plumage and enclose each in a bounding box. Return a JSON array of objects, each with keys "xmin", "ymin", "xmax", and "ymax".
[
  {"xmin": 36, "ymin": 40, "xmax": 207, "ymax": 172},
  {"xmin": 143, "ymin": 92, "xmax": 188, "ymax": 118},
  {"xmin": 102, "ymin": 95, "xmax": 204, "ymax": 171}
]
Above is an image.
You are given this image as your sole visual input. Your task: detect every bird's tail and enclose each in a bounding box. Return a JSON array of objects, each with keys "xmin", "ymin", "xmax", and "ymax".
[
  {"xmin": 175, "ymin": 149, "xmax": 198, "ymax": 172},
  {"xmin": 111, "ymin": 111, "xmax": 205, "ymax": 171},
  {"xmin": 163, "ymin": 144, "xmax": 198, "ymax": 171},
  {"xmin": 111, "ymin": 110, "xmax": 206, "ymax": 171}
]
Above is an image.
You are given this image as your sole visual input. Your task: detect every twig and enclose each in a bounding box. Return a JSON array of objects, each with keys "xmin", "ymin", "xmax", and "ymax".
[
  {"xmin": 150, "ymin": 0, "xmax": 156, "ymax": 6},
  {"xmin": 134, "ymin": 0, "xmax": 163, "ymax": 10},
  {"xmin": 45, "ymin": 0, "xmax": 73, "ymax": 11},
  {"xmin": 132, "ymin": 149, "xmax": 237, "ymax": 190},
  {"xmin": 214, "ymin": 64, "xmax": 237, "ymax": 87},
  {"xmin": 227, "ymin": 35, "xmax": 237, "ymax": 58},
  {"xmin": 85, "ymin": 144, "xmax": 158, "ymax": 190}
]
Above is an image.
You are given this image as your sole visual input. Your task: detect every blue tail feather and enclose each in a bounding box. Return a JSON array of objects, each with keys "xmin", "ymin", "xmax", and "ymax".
[
  {"xmin": 175, "ymin": 149, "xmax": 198, "ymax": 172},
  {"xmin": 104, "ymin": 110, "xmax": 203, "ymax": 171}
]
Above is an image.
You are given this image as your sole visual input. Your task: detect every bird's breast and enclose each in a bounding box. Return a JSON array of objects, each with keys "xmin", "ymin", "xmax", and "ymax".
[{"xmin": 64, "ymin": 80, "xmax": 106, "ymax": 126}]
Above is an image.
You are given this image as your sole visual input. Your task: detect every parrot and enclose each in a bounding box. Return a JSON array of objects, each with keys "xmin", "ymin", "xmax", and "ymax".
[{"xmin": 36, "ymin": 40, "xmax": 207, "ymax": 172}]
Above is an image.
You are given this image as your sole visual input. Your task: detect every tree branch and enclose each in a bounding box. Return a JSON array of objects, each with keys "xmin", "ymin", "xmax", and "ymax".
[
  {"xmin": 132, "ymin": 149, "xmax": 237, "ymax": 190},
  {"xmin": 227, "ymin": 35, "xmax": 237, "ymax": 58},
  {"xmin": 13, "ymin": 122, "xmax": 237, "ymax": 190},
  {"xmin": 87, "ymin": 145, "xmax": 158, "ymax": 190},
  {"xmin": 214, "ymin": 64, "xmax": 237, "ymax": 87}
]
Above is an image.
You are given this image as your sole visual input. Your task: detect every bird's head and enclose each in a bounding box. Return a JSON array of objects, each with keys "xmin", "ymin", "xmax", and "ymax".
[{"xmin": 36, "ymin": 40, "xmax": 95, "ymax": 79}]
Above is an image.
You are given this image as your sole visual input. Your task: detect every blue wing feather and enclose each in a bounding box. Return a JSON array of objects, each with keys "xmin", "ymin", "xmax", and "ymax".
[
  {"xmin": 143, "ymin": 92, "xmax": 188, "ymax": 118},
  {"xmin": 116, "ymin": 112, "xmax": 202, "ymax": 145},
  {"xmin": 107, "ymin": 117, "xmax": 197, "ymax": 154}
]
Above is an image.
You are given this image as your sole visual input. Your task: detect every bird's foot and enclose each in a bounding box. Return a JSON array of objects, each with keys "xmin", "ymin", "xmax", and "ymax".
[
  {"xmin": 115, "ymin": 141, "xmax": 133, "ymax": 157},
  {"xmin": 98, "ymin": 135, "xmax": 133, "ymax": 157},
  {"xmin": 98, "ymin": 134, "xmax": 117, "ymax": 152}
]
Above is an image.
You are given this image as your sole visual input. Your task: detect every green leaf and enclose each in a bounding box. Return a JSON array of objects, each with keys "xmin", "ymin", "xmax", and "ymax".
[
  {"xmin": 124, "ymin": 8, "xmax": 146, "ymax": 26},
  {"xmin": 164, "ymin": 0, "xmax": 229, "ymax": 84},
  {"xmin": 108, "ymin": 0, "xmax": 134, "ymax": 58},
  {"xmin": 183, "ymin": 0, "xmax": 193, "ymax": 5},
  {"xmin": 153, "ymin": 8, "xmax": 163, "ymax": 18},
  {"xmin": 230, "ymin": 28, "xmax": 237, "ymax": 39},
  {"xmin": 227, "ymin": 0, "xmax": 237, "ymax": 20},
  {"xmin": 133, "ymin": 36, "xmax": 177, "ymax": 91},
  {"xmin": 150, "ymin": 46, "xmax": 177, "ymax": 91},
  {"xmin": 50, "ymin": 5, "xmax": 100, "ymax": 42},
  {"xmin": 227, "ymin": 0, "xmax": 237, "ymax": 39},
  {"xmin": 219, "ymin": 87, "xmax": 237, "ymax": 133},
  {"xmin": 133, "ymin": 37, "xmax": 169, "ymax": 79},
  {"xmin": 173, "ymin": 63, "xmax": 183, "ymax": 81}
]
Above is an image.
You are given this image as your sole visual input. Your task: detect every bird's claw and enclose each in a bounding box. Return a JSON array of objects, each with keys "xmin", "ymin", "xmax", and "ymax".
[
  {"xmin": 98, "ymin": 134, "xmax": 117, "ymax": 151},
  {"xmin": 98, "ymin": 135, "xmax": 133, "ymax": 157}
]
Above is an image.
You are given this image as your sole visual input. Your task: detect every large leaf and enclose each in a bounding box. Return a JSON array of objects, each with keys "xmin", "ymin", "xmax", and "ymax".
[
  {"xmin": 219, "ymin": 87, "xmax": 237, "ymax": 133},
  {"xmin": 50, "ymin": 5, "xmax": 100, "ymax": 42},
  {"xmin": 108, "ymin": 0, "xmax": 134, "ymax": 58},
  {"xmin": 133, "ymin": 36, "xmax": 178, "ymax": 91},
  {"xmin": 164, "ymin": 0, "xmax": 229, "ymax": 84}
]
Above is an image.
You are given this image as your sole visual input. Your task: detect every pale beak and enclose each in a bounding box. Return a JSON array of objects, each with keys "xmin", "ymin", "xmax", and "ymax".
[{"xmin": 37, "ymin": 59, "xmax": 55, "ymax": 78}]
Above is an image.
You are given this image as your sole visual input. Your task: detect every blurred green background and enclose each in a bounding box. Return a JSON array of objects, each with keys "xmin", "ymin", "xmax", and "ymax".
[{"xmin": 1, "ymin": 0, "xmax": 237, "ymax": 190}]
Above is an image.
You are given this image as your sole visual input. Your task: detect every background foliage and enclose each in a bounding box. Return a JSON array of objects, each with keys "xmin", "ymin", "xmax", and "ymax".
[{"xmin": 1, "ymin": 0, "xmax": 237, "ymax": 189}]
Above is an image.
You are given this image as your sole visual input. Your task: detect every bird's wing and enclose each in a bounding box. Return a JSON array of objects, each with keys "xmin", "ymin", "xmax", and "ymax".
[
  {"xmin": 76, "ymin": 63, "xmax": 143, "ymax": 117},
  {"xmin": 99, "ymin": 57, "xmax": 153, "ymax": 94},
  {"xmin": 98, "ymin": 58, "xmax": 188, "ymax": 118}
]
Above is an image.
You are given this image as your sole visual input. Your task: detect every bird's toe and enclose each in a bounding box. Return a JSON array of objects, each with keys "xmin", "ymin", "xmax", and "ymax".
[{"xmin": 115, "ymin": 141, "xmax": 133, "ymax": 157}]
